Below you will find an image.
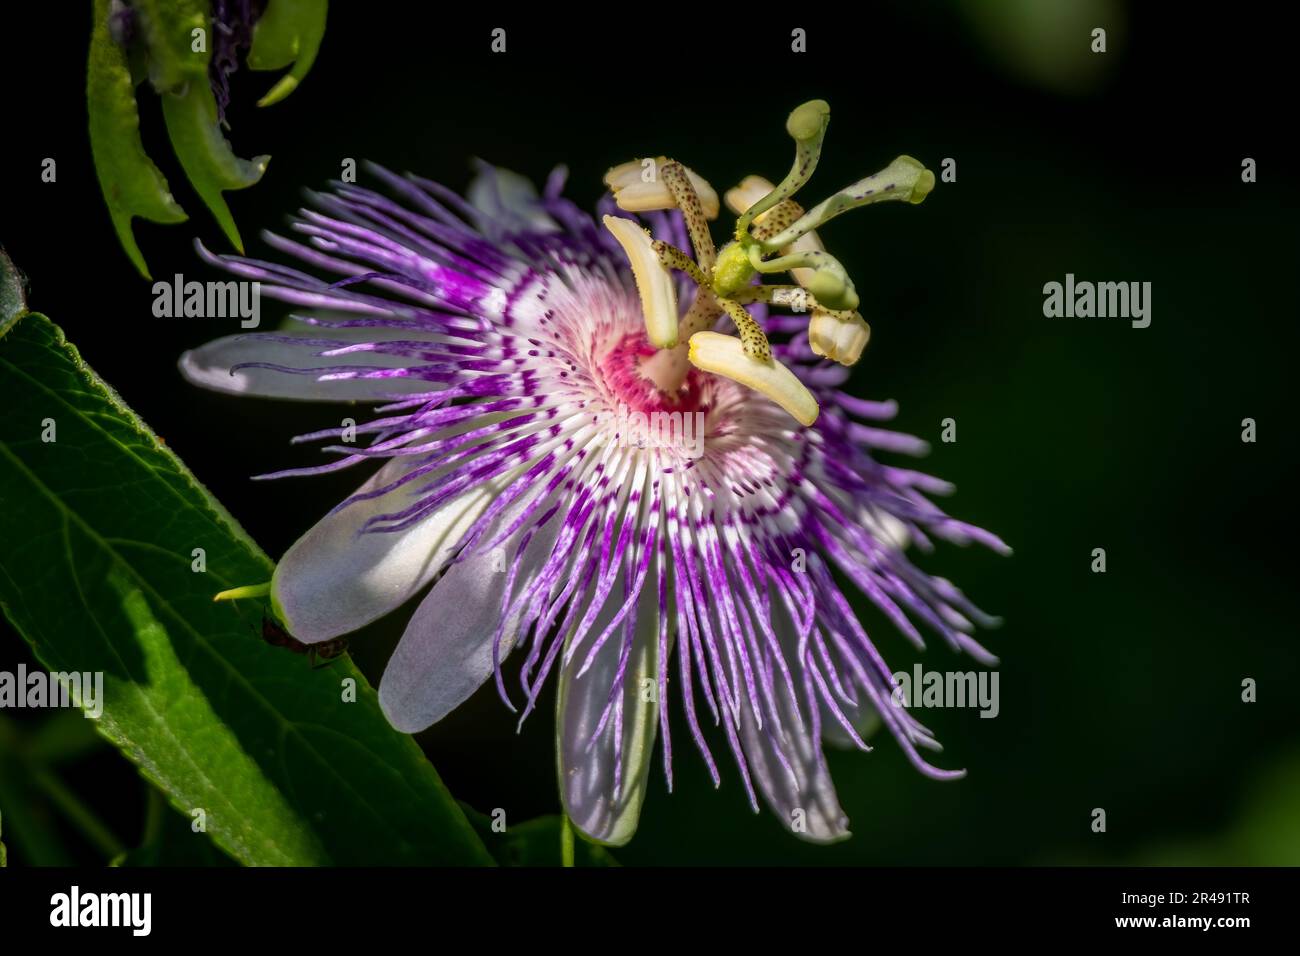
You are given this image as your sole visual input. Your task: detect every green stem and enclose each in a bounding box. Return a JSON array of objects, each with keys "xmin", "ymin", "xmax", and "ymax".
[
  {"xmin": 29, "ymin": 766, "xmax": 126, "ymax": 861},
  {"xmin": 213, "ymin": 581, "xmax": 271, "ymax": 602},
  {"xmin": 143, "ymin": 786, "xmax": 166, "ymax": 846},
  {"xmin": 561, "ymin": 814, "xmax": 575, "ymax": 868}
]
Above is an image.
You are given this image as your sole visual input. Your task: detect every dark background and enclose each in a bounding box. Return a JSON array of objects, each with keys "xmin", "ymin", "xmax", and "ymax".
[{"xmin": 1, "ymin": 1, "xmax": 1296, "ymax": 865}]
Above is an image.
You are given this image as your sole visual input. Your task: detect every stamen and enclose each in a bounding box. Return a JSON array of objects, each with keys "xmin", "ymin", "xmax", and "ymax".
[
  {"xmin": 716, "ymin": 298, "xmax": 771, "ymax": 362},
  {"xmin": 677, "ymin": 294, "xmax": 722, "ymax": 341},
  {"xmin": 653, "ymin": 239, "xmax": 710, "ymax": 289},
  {"xmin": 724, "ymin": 175, "xmax": 777, "ymax": 224},
  {"xmin": 687, "ymin": 331, "xmax": 819, "ymax": 426},
  {"xmin": 660, "ymin": 161, "xmax": 718, "ymax": 272},
  {"xmin": 808, "ymin": 309, "xmax": 871, "ymax": 366},
  {"xmin": 604, "ymin": 215, "xmax": 681, "ymax": 349},
  {"xmin": 604, "ymin": 158, "xmax": 720, "ymax": 218}
]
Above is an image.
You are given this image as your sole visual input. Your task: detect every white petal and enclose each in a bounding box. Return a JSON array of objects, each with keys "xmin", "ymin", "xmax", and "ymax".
[
  {"xmin": 859, "ymin": 506, "xmax": 910, "ymax": 551},
  {"xmin": 738, "ymin": 606, "xmax": 850, "ymax": 843},
  {"xmin": 603, "ymin": 215, "xmax": 679, "ymax": 349},
  {"xmin": 557, "ymin": 557, "xmax": 663, "ymax": 847},
  {"xmin": 179, "ymin": 326, "xmax": 432, "ymax": 401},
  {"xmin": 273, "ymin": 457, "xmax": 500, "ymax": 641},
  {"xmin": 467, "ymin": 164, "xmax": 559, "ymax": 236},
  {"xmin": 737, "ymin": 696, "xmax": 849, "ymax": 843},
  {"xmin": 821, "ymin": 698, "xmax": 881, "ymax": 750},
  {"xmin": 379, "ymin": 497, "xmax": 562, "ymax": 733}
]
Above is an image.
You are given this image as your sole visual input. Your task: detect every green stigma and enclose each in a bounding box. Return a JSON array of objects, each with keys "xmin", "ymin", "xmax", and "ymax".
[
  {"xmin": 719, "ymin": 100, "xmax": 932, "ymax": 318},
  {"xmin": 785, "ymin": 99, "xmax": 830, "ymax": 142}
]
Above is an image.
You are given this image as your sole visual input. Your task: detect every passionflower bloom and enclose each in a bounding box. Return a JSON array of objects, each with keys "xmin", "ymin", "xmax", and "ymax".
[{"xmin": 189, "ymin": 101, "xmax": 1008, "ymax": 845}]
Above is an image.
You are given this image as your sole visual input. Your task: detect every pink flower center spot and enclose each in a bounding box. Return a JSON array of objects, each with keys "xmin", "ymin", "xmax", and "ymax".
[{"xmin": 599, "ymin": 332, "xmax": 706, "ymax": 416}]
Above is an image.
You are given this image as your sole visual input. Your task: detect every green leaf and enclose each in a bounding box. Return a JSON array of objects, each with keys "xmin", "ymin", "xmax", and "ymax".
[
  {"xmin": 249, "ymin": 0, "xmax": 329, "ymax": 107},
  {"xmin": 460, "ymin": 805, "xmax": 619, "ymax": 867},
  {"xmin": 87, "ymin": 0, "xmax": 189, "ymax": 279},
  {"xmin": 91, "ymin": 0, "xmax": 271, "ymax": 258},
  {"xmin": 0, "ymin": 303, "xmax": 492, "ymax": 864},
  {"xmin": 161, "ymin": 81, "xmax": 269, "ymax": 253},
  {"xmin": 147, "ymin": 0, "xmax": 270, "ymax": 252},
  {"xmin": 112, "ymin": 789, "xmax": 235, "ymax": 867},
  {"xmin": 131, "ymin": 0, "xmax": 210, "ymax": 93}
]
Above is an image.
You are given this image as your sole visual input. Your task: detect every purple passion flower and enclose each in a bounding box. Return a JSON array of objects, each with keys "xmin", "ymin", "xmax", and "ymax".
[{"xmin": 188, "ymin": 101, "xmax": 1008, "ymax": 845}]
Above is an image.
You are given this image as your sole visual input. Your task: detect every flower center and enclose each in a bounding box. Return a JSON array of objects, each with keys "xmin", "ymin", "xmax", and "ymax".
[{"xmin": 599, "ymin": 332, "xmax": 705, "ymax": 416}]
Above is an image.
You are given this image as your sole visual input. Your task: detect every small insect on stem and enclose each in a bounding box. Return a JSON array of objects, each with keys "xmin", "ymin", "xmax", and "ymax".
[{"xmin": 260, "ymin": 614, "xmax": 349, "ymax": 669}]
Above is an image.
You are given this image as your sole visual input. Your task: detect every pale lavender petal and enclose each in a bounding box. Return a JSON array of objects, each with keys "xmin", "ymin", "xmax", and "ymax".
[
  {"xmin": 273, "ymin": 458, "xmax": 500, "ymax": 641},
  {"xmin": 379, "ymin": 499, "xmax": 562, "ymax": 733}
]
